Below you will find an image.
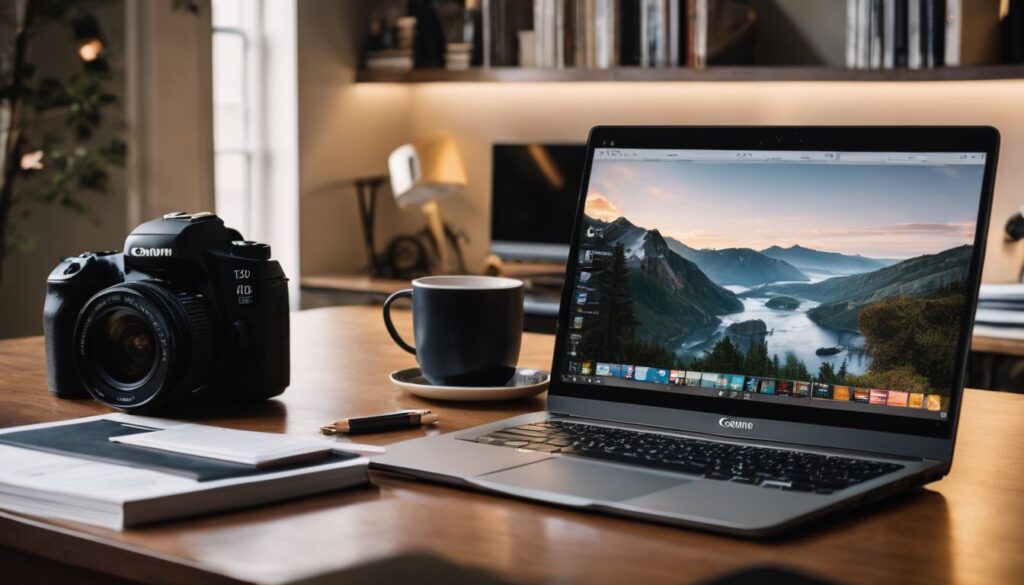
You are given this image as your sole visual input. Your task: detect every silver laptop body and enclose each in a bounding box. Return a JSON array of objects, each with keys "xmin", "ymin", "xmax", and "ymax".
[{"xmin": 373, "ymin": 126, "xmax": 998, "ymax": 537}]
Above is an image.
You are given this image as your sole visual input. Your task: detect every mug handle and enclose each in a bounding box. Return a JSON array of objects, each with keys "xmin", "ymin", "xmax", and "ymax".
[{"xmin": 382, "ymin": 289, "xmax": 416, "ymax": 355}]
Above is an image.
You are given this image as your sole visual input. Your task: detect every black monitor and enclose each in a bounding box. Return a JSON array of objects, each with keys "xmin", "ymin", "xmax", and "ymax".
[{"xmin": 490, "ymin": 143, "xmax": 586, "ymax": 262}]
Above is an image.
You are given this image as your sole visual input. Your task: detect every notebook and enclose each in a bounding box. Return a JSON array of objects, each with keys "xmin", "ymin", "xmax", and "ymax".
[
  {"xmin": 109, "ymin": 423, "xmax": 334, "ymax": 467},
  {"xmin": 0, "ymin": 414, "xmax": 369, "ymax": 529}
]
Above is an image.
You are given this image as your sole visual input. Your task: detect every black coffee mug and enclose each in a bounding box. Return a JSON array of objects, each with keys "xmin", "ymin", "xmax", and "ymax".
[{"xmin": 383, "ymin": 276, "xmax": 524, "ymax": 387}]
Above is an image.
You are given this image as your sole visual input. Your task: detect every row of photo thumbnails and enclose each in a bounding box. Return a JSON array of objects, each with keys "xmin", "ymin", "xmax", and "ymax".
[{"xmin": 565, "ymin": 361, "xmax": 947, "ymax": 412}]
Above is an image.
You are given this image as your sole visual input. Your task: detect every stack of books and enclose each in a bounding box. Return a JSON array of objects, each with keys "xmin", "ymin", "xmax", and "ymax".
[
  {"xmin": 845, "ymin": 0, "xmax": 1002, "ymax": 70},
  {"xmin": 365, "ymin": 49, "xmax": 414, "ymax": 72},
  {"xmin": 445, "ymin": 42, "xmax": 474, "ymax": 70},
  {"xmin": 365, "ymin": 16, "xmax": 417, "ymax": 72},
  {"xmin": 498, "ymin": 0, "xmax": 754, "ymax": 70},
  {"xmin": 0, "ymin": 415, "xmax": 370, "ymax": 529},
  {"xmin": 974, "ymin": 284, "xmax": 1024, "ymax": 340}
]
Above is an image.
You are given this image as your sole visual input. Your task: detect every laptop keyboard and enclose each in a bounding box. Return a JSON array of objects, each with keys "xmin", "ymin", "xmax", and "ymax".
[{"xmin": 473, "ymin": 420, "xmax": 903, "ymax": 494}]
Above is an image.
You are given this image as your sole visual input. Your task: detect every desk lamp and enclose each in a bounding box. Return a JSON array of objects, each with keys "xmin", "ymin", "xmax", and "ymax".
[{"xmin": 388, "ymin": 135, "xmax": 469, "ymax": 274}]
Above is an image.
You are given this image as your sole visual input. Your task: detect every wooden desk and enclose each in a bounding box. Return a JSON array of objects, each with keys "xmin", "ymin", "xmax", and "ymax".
[
  {"xmin": 2, "ymin": 306, "xmax": 1024, "ymax": 585},
  {"xmin": 299, "ymin": 274, "xmax": 410, "ymax": 309},
  {"xmin": 970, "ymin": 333, "xmax": 1024, "ymax": 358}
]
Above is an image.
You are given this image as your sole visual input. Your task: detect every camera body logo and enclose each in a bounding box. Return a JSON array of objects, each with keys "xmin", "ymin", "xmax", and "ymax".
[
  {"xmin": 129, "ymin": 247, "xmax": 172, "ymax": 258},
  {"xmin": 718, "ymin": 417, "xmax": 753, "ymax": 431}
]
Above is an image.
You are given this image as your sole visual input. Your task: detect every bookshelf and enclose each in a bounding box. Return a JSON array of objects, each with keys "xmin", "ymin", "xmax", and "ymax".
[
  {"xmin": 358, "ymin": 1, "xmax": 1024, "ymax": 85},
  {"xmin": 355, "ymin": 64, "xmax": 1024, "ymax": 83}
]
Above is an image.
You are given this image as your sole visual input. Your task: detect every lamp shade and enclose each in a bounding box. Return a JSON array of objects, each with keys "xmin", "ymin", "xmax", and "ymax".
[{"xmin": 387, "ymin": 136, "xmax": 467, "ymax": 208}]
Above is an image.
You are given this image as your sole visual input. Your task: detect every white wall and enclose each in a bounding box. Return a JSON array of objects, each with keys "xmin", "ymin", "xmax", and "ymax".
[
  {"xmin": 299, "ymin": 78, "xmax": 1024, "ymax": 284},
  {"xmin": 125, "ymin": 0, "xmax": 215, "ymax": 225},
  {"xmin": 297, "ymin": 0, "xmax": 417, "ymax": 277},
  {"xmin": 402, "ymin": 80, "xmax": 1024, "ymax": 284}
]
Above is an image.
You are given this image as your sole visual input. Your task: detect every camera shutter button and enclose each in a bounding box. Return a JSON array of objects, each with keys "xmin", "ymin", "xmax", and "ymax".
[{"xmin": 63, "ymin": 263, "xmax": 81, "ymax": 275}]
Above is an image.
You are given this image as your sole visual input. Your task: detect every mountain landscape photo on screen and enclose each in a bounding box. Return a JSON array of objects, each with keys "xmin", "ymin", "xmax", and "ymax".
[{"xmin": 573, "ymin": 158, "xmax": 983, "ymax": 398}]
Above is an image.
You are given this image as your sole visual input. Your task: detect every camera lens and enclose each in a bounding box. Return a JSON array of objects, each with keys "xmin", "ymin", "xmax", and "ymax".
[
  {"xmin": 75, "ymin": 281, "xmax": 215, "ymax": 411},
  {"xmin": 93, "ymin": 309, "xmax": 157, "ymax": 385}
]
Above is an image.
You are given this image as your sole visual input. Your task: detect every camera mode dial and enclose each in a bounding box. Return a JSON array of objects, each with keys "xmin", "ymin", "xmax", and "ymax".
[{"xmin": 230, "ymin": 240, "xmax": 271, "ymax": 261}]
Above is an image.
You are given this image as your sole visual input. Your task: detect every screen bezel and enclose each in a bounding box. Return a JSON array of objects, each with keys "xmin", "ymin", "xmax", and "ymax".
[
  {"xmin": 490, "ymin": 143, "xmax": 587, "ymax": 261},
  {"xmin": 549, "ymin": 126, "xmax": 998, "ymax": 441}
]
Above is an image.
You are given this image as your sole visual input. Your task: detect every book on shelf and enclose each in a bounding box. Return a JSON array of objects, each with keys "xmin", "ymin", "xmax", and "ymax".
[
  {"xmin": 893, "ymin": 0, "xmax": 909, "ymax": 67},
  {"xmin": 1007, "ymin": 0, "xmax": 1024, "ymax": 63},
  {"xmin": 908, "ymin": 0, "xmax": 922, "ymax": 68},
  {"xmin": 485, "ymin": 0, "xmax": 533, "ymax": 66},
  {"xmin": 869, "ymin": 0, "xmax": 883, "ymax": 69},
  {"xmin": 365, "ymin": 49, "xmax": 415, "ymax": 72},
  {"xmin": 847, "ymin": 0, "xmax": 1002, "ymax": 70},
  {"xmin": 883, "ymin": 0, "xmax": 896, "ymax": 69},
  {"xmin": 516, "ymin": 0, "xmax": 743, "ymax": 71},
  {"xmin": 945, "ymin": 0, "xmax": 1003, "ymax": 66}
]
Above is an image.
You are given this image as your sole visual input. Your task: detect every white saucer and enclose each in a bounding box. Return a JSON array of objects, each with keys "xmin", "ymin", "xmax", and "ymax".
[{"xmin": 389, "ymin": 367, "xmax": 550, "ymax": 402}]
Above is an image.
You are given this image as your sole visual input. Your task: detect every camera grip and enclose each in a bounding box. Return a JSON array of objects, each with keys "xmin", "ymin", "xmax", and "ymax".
[{"xmin": 382, "ymin": 289, "xmax": 416, "ymax": 355}]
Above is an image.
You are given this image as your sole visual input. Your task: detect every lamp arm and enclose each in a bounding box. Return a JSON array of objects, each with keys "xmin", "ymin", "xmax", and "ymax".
[
  {"xmin": 442, "ymin": 222, "xmax": 469, "ymax": 274},
  {"xmin": 422, "ymin": 201, "xmax": 450, "ymax": 274}
]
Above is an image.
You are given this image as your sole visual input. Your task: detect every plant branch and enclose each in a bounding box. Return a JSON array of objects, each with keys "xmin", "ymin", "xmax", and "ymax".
[{"xmin": 0, "ymin": 0, "xmax": 36, "ymax": 285}]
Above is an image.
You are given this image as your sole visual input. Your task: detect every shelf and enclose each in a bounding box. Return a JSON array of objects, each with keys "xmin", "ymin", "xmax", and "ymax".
[{"xmin": 356, "ymin": 65, "xmax": 1024, "ymax": 84}]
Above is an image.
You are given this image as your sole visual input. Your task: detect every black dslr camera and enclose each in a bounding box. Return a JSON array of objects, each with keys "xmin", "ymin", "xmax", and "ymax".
[{"xmin": 44, "ymin": 212, "xmax": 290, "ymax": 413}]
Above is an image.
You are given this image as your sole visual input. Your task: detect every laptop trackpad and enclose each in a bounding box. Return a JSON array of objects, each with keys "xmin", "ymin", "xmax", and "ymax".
[{"xmin": 479, "ymin": 457, "xmax": 691, "ymax": 502}]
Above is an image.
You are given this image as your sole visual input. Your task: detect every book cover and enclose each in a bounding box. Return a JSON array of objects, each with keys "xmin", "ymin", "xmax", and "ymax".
[
  {"xmin": 693, "ymin": 0, "xmax": 708, "ymax": 69},
  {"xmin": 921, "ymin": 0, "xmax": 947, "ymax": 68},
  {"xmin": 869, "ymin": 0, "xmax": 883, "ymax": 69},
  {"xmin": 619, "ymin": 0, "xmax": 642, "ymax": 65},
  {"xmin": 846, "ymin": 0, "xmax": 858, "ymax": 68},
  {"xmin": 894, "ymin": 0, "xmax": 909, "ymax": 67},
  {"xmin": 944, "ymin": 0, "xmax": 961, "ymax": 65},
  {"xmin": 908, "ymin": 0, "xmax": 922, "ymax": 68},
  {"xmin": 883, "ymin": 0, "xmax": 896, "ymax": 68},
  {"xmin": 857, "ymin": 0, "xmax": 871, "ymax": 68}
]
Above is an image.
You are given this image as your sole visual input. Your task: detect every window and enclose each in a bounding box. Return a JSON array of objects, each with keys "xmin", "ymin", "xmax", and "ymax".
[
  {"xmin": 212, "ymin": 0, "xmax": 263, "ymax": 236},
  {"xmin": 209, "ymin": 0, "xmax": 300, "ymax": 308}
]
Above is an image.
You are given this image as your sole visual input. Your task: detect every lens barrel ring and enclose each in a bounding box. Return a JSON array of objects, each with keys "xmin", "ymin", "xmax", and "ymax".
[{"xmin": 73, "ymin": 281, "xmax": 217, "ymax": 412}]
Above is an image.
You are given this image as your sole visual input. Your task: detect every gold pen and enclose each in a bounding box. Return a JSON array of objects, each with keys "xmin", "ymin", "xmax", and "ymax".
[{"xmin": 320, "ymin": 409, "xmax": 439, "ymax": 435}]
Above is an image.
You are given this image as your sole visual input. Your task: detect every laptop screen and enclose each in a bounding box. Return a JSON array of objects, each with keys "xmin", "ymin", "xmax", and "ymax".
[{"xmin": 561, "ymin": 147, "xmax": 988, "ymax": 423}]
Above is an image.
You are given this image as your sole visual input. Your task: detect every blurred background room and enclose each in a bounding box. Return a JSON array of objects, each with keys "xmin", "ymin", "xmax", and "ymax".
[{"xmin": 3, "ymin": 0, "xmax": 1024, "ymax": 387}]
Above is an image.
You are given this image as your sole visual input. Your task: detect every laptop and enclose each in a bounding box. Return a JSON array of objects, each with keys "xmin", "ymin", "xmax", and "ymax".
[{"xmin": 373, "ymin": 126, "xmax": 998, "ymax": 537}]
